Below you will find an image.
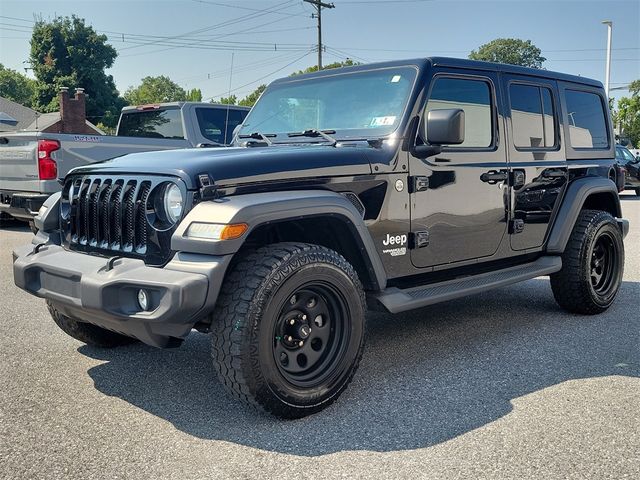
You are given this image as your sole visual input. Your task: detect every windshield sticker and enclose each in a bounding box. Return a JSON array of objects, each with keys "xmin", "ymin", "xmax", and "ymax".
[
  {"xmin": 370, "ymin": 116, "xmax": 396, "ymax": 127},
  {"xmin": 391, "ymin": 75, "xmax": 402, "ymax": 83}
]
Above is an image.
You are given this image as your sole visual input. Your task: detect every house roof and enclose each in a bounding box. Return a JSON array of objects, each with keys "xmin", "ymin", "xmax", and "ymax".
[
  {"xmin": 0, "ymin": 97, "xmax": 38, "ymax": 131},
  {"xmin": 0, "ymin": 97, "xmax": 104, "ymax": 134}
]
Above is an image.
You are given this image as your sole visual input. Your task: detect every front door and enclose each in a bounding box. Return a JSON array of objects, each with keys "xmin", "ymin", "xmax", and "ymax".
[{"xmin": 410, "ymin": 72, "xmax": 509, "ymax": 268}]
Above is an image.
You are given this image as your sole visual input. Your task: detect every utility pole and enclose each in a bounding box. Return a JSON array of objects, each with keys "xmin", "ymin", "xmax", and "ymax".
[
  {"xmin": 304, "ymin": 0, "xmax": 335, "ymax": 70},
  {"xmin": 602, "ymin": 20, "xmax": 612, "ymax": 98}
]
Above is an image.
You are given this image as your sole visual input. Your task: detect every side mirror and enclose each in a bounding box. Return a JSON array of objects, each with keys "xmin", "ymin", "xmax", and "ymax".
[
  {"xmin": 424, "ymin": 108, "xmax": 465, "ymax": 145},
  {"xmin": 412, "ymin": 108, "xmax": 465, "ymax": 159}
]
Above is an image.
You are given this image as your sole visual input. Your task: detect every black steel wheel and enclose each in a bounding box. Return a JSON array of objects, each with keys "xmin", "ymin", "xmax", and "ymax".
[
  {"xmin": 551, "ymin": 210, "xmax": 624, "ymax": 314},
  {"xmin": 211, "ymin": 243, "xmax": 366, "ymax": 418}
]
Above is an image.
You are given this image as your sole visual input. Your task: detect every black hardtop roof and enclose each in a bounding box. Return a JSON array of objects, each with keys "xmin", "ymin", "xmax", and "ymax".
[{"xmin": 272, "ymin": 57, "xmax": 602, "ymax": 88}]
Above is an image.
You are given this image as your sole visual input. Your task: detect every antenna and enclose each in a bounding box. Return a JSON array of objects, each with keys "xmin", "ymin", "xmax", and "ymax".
[{"xmin": 224, "ymin": 52, "xmax": 234, "ymax": 145}]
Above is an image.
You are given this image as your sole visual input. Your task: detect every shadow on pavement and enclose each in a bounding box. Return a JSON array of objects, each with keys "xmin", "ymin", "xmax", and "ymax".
[{"xmin": 80, "ymin": 278, "xmax": 639, "ymax": 456}]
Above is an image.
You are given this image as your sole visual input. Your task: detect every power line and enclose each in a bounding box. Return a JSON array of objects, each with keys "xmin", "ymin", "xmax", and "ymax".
[{"xmin": 204, "ymin": 50, "xmax": 313, "ymax": 102}]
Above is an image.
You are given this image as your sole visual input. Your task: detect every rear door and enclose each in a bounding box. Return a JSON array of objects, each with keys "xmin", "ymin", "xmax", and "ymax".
[
  {"xmin": 501, "ymin": 75, "xmax": 567, "ymax": 251},
  {"xmin": 409, "ymin": 70, "xmax": 509, "ymax": 268}
]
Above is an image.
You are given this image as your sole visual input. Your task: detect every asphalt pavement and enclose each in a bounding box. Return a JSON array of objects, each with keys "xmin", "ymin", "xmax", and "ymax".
[{"xmin": 1, "ymin": 194, "xmax": 638, "ymax": 479}]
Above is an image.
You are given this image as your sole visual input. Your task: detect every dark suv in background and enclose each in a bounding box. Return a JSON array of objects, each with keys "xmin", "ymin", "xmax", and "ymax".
[{"xmin": 615, "ymin": 144, "xmax": 640, "ymax": 196}]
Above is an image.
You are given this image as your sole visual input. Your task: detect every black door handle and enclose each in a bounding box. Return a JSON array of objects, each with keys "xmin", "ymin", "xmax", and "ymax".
[{"xmin": 480, "ymin": 170, "xmax": 508, "ymax": 183}]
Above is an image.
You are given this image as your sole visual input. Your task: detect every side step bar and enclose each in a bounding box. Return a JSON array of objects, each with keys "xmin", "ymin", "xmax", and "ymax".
[{"xmin": 374, "ymin": 256, "xmax": 562, "ymax": 314}]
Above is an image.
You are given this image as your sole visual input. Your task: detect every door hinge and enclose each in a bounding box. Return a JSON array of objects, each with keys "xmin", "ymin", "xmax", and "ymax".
[
  {"xmin": 408, "ymin": 176, "xmax": 429, "ymax": 193},
  {"xmin": 509, "ymin": 219, "xmax": 525, "ymax": 234},
  {"xmin": 509, "ymin": 170, "xmax": 526, "ymax": 188},
  {"xmin": 409, "ymin": 230, "xmax": 430, "ymax": 249}
]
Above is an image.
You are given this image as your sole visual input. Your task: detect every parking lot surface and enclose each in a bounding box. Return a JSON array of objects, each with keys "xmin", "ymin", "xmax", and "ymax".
[{"xmin": 1, "ymin": 193, "xmax": 638, "ymax": 480}]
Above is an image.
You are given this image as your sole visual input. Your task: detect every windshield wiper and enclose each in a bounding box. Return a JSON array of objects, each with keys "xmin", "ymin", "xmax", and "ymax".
[
  {"xmin": 237, "ymin": 132, "xmax": 276, "ymax": 146},
  {"xmin": 287, "ymin": 129, "xmax": 338, "ymax": 147}
]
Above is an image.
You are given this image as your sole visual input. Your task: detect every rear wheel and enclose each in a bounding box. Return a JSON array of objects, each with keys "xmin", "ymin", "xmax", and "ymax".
[
  {"xmin": 47, "ymin": 301, "xmax": 138, "ymax": 348},
  {"xmin": 211, "ymin": 243, "xmax": 366, "ymax": 419},
  {"xmin": 550, "ymin": 210, "xmax": 624, "ymax": 314}
]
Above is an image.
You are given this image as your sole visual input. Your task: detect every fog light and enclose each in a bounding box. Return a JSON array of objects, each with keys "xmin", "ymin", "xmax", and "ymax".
[{"xmin": 137, "ymin": 289, "xmax": 149, "ymax": 311}]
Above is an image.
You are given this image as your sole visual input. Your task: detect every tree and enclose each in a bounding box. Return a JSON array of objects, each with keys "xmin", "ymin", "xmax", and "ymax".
[
  {"xmin": 0, "ymin": 64, "xmax": 37, "ymax": 107},
  {"xmin": 469, "ymin": 38, "xmax": 546, "ymax": 69},
  {"xmin": 215, "ymin": 94, "xmax": 237, "ymax": 105},
  {"xmin": 29, "ymin": 15, "xmax": 124, "ymax": 126},
  {"xmin": 186, "ymin": 88, "xmax": 202, "ymax": 102},
  {"xmin": 616, "ymin": 79, "xmax": 640, "ymax": 147},
  {"xmin": 291, "ymin": 59, "xmax": 358, "ymax": 76},
  {"xmin": 239, "ymin": 85, "xmax": 266, "ymax": 107},
  {"xmin": 124, "ymin": 76, "xmax": 188, "ymax": 105}
]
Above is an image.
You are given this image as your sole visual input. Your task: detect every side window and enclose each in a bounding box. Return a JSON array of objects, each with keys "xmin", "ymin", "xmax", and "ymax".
[
  {"xmin": 565, "ymin": 90, "xmax": 609, "ymax": 149},
  {"xmin": 509, "ymin": 83, "xmax": 556, "ymax": 149},
  {"xmin": 196, "ymin": 108, "xmax": 248, "ymax": 144},
  {"xmin": 426, "ymin": 77, "xmax": 493, "ymax": 148}
]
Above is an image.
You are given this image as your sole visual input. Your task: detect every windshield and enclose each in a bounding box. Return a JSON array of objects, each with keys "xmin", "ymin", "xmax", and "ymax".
[{"xmin": 238, "ymin": 66, "xmax": 417, "ymax": 141}]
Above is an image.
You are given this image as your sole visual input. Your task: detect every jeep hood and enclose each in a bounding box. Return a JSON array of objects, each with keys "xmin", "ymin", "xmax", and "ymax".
[{"xmin": 69, "ymin": 145, "xmax": 373, "ymax": 189}]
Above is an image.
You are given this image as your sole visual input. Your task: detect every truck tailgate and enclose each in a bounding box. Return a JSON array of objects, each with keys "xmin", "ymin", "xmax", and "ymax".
[{"xmin": 0, "ymin": 135, "xmax": 42, "ymax": 192}]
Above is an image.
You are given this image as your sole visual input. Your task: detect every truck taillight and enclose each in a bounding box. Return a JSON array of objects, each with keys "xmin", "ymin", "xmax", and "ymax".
[{"xmin": 38, "ymin": 139, "xmax": 60, "ymax": 180}]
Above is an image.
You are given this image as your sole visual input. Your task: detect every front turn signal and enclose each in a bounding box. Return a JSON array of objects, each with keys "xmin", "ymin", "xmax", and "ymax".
[{"xmin": 186, "ymin": 222, "xmax": 248, "ymax": 240}]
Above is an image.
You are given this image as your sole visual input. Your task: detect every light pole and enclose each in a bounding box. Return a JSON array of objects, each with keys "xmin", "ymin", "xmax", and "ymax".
[{"xmin": 602, "ymin": 20, "xmax": 612, "ymax": 98}]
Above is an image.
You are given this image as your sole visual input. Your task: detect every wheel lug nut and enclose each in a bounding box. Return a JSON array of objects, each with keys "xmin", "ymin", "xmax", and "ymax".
[
  {"xmin": 302, "ymin": 314, "xmax": 307, "ymax": 320},
  {"xmin": 289, "ymin": 319, "xmax": 295, "ymax": 325},
  {"xmin": 298, "ymin": 341, "xmax": 304, "ymax": 347},
  {"xmin": 287, "ymin": 335, "xmax": 293, "ymax": 342}
]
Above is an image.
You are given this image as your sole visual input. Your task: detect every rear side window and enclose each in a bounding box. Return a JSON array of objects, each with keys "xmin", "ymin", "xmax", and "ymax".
[
  {"xmin": 196, "ymin": 107, "xmax": 248, "ymax": 144},
  {"xmin": 565, "ymin": 90, "xmax": 609, "ymax": 149},
  {"xmin": 426, "ymin": 77, "xmax": 493, "ymax": 148},
  {"xmin": 509, "ymin": 84, "xmax": 556, "ymax": 149},
  {"xmin": 117, "ymin": 108, "xmax": 184, "ymax": 139}
]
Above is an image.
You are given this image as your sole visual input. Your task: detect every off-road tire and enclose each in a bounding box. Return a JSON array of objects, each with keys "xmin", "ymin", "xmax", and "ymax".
[
  {"xmin": 211, "ymin": 243, "xmax": 366, "ymax": 419},
  {"xmin": 550, "ymin": 210, "xmax": 624, "ymax": 314},
  {"xmin": 28, "ymin": 220, "xmax": 38, "ymax": 235},
  {"xmin": 47, "ymin": 300, "xmax": 138, "ymax": 348}
]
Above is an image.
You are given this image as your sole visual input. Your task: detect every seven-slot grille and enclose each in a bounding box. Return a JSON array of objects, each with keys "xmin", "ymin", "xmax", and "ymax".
[{"xmin": 61, "ymin": 175, "xmax": 179, "ymax": 264}]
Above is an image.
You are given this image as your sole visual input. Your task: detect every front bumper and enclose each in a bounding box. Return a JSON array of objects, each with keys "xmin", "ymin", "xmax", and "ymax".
[
  {"xmin": 13, "ymin": 242, "xmax": 231, "ymax": 348},
  {"xmin": 0, "ymin": 191, "xmax": 50, "ymax": 220}
]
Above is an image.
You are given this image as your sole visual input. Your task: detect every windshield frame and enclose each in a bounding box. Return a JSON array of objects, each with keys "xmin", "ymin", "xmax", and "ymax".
[{"xmin": 236, "ymin": 64, "xmax": 420, "ymax": 144}]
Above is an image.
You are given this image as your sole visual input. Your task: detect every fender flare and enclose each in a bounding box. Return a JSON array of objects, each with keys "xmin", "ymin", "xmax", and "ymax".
[
  {"xmin": 171, "ymin": 190, "xmax": 387, "ymax": 290},
  {"xmin": 546, "ymin": 177, "xmax": 622, "ymax": 254}
]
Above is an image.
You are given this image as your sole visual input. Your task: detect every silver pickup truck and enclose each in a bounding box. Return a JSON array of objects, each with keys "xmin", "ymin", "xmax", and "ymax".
[{"xmin": 0, "ymin": 102, "xmax": 249, "ymax": 225}]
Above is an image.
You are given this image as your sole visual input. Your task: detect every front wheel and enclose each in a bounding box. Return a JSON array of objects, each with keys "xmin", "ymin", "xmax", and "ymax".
[
  {"xmin": 211, "ymin": 243, "xmax": 366, "ymax": 418},
  {"xmin": 550, "ymin": 210, "xmax": 624, "ymax": 314}
]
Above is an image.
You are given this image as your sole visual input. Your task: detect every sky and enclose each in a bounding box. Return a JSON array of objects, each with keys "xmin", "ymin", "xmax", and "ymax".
[{"xmin": 0, "ymin": 0, "xmax": 638, "ymax": 106}]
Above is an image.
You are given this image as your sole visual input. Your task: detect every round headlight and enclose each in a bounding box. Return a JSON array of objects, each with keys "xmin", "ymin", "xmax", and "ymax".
[{"xmin": 163, "ymin": 183, "xmax": 183, "ymax": 224}]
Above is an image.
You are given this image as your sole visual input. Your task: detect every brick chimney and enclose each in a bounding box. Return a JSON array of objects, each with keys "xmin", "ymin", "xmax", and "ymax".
[{"xmin": 59, "ymin": 87, "xmax": 88, "ymax": 133}]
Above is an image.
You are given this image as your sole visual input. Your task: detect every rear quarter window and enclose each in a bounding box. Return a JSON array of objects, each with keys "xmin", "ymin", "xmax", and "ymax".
[
  {"xmin": 565, "ymin": 90, "xmax": 609, "ymax": 149},
  {"xmin": 117, "ymin": 108, "xmax": 184, "ymax": 139}
]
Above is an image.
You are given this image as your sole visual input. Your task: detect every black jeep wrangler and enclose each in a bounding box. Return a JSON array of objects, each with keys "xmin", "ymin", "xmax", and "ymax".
[{"xmin": 13, "ymin": 58, "xmax": 629, "ymax": 418}]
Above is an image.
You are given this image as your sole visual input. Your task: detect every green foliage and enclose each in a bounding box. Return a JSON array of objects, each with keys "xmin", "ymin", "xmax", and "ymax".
[
  {"xmin": 469, "ymin": 38, "xmax": 546, "ymax": 69},
  {"xmin": 186, "ymin": 88, "xmax": 202, "ymax": 102},
  {"xmin": 239, "ymin": 85, "xmax": 266, "ymax": 107},
  {"xmin": 291, "ymin": 59, "xmax": 359, "ymax": 76},
  {"xmin": 29, "ymin": 15, "xmax": 124, "ymax": 126},
  {"xmin": 0, "ymin": 64, "xmax": 37, "ymax": 107},
  {"xmin": 215, "ymin": 94, "xmax": 237, "ymax": 105},
  {"xmin": 124, "ymin": 75, "xmax": 189, "ymax": 105},
  {"xmin": 616, "ymin": 79, "xmax": 640, "ymax": 147}
]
